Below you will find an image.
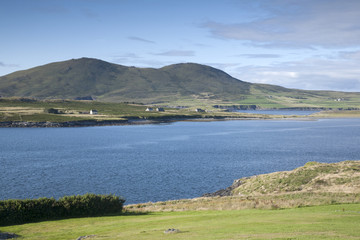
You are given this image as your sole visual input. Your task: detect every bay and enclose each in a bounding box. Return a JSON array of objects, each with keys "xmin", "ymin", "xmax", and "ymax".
[{"xmin": 1, "ymin": 118, "xmax": 360, "ymax": 204}]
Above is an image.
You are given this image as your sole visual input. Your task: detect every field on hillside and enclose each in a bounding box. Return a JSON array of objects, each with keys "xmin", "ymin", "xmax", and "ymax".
[{"xmin": 0, "ymin": 98, "xmax": 289, "ymax": 123}]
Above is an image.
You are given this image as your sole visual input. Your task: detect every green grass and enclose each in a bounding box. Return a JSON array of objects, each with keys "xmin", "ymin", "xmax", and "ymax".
[
  {"xmin": 1, "ymin": 204, "xmax": 359, "ymax": 239},
  {"xmin": 232, "ymin": 161, "xmax": 360, "ymax": 195},
  {"xmin": 0, "ymin": 98, "xmax": 284, "ymax": 123},
  {"xmin": 1, "ymin": 98, "xmax": 360, "ymax": 124}
]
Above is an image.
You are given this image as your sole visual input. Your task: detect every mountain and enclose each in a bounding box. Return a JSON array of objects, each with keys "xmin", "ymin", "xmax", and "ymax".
[{"xmin": 0, "ymin": 58, "xmax": 359, "ymax": 108}]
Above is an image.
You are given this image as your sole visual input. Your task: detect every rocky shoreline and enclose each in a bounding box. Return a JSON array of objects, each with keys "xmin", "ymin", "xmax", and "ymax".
[
  {"xmin": 202, "ymin": 178, "xmax": 246, "ymax": 197},
  {"xmin": 0, "ymin": 119, "xmax": 147, "ymax": 128},
  {"xmin": 0, "ymin": 116, "xmax": 267, "ymax": 128}
]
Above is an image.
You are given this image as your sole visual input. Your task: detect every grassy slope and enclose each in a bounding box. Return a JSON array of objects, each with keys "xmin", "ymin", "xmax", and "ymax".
[
  {"xmin": 231, "ymin": 160, "xmax": 360, "ymax": 195},
  {"xmin": 1, "ymin": 58, "xmax": 360, "ymax": 108},
  {"xmin": 0, "ymin": 98, "xmax": 297, "ymax": 123},
  {"xmin": 1, "ymin": 204, "xmax": 359, "ymax": 239}
]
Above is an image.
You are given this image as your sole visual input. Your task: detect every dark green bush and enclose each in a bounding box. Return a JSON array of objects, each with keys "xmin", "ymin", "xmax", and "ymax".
[
  {"xmin": 0, "ymin": 194, "xmax": 125, "ymax": 226},
  {"xmin": 45, "ymin": 108, "xmax": 59, "ymax": 114}
]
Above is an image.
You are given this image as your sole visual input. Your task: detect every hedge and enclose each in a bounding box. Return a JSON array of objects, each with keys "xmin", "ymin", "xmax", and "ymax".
[{"xmin": 0, "ymin": 193, "xmax": 125, "ymax": 226}]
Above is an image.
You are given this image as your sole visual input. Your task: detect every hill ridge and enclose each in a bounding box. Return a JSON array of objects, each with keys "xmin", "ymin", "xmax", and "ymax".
[{"xmin": 1, "ymin": 58, "xmax": 360, "ymax": 108}]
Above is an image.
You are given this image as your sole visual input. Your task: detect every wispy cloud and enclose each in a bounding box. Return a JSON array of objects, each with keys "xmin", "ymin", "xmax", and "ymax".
[
  {"xmin": 236, "ymin": 54, "xmax": 281, "ymax": 58},
  {"xmin": 128, "ymin": 36, "xmax": 155, "ymax": 44},
  {"xmin": 203, "ymin": 0, "xmax": 360, "ymax": 49},
  {"xmin": 111, "ymin": 53, "xmax": 142, "ymax": 65},
  {"xmin": 113, "ymin": 53, "xmax": 141, "ymax": 59},
  {"xmin": 231, "ymin": 55, "xmax": 360, "ymax": 91},
  {"xmin": 153, "ymin": 50, "xmax": 195, "ymax": 56},
  {"xmin": 0, "ymin": 61, "xmax": 19, "ymax": 68},
  {"xmin": 339, "ymin": 50, "xmax": 360, "ymax": 60}
]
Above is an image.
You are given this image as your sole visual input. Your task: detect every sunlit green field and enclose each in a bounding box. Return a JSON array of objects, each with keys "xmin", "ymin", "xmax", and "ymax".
[{"xmin": 1, "ymin": 204, "xmax": 359, "ymax": 240}]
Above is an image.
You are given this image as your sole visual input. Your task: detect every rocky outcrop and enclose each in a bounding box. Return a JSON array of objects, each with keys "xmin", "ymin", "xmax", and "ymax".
[
  {"xmin": 0, "ymin": 232, "xmax": 19, "ymax": 239},
  {"xmin": 164, "ymin": 229, "xmax": 180, "ymax": 234},
  {"xmin": 76, "ymin": 235, "xmax": 97, "ymax": 240},
  {"xmin": 202, "ymin": 178, "xmax": 246, "ymax": 197}
]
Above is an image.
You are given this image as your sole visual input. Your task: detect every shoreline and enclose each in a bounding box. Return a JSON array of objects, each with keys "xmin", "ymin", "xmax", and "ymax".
[
  {"xmin": 1, "ymin": 111, "xmax": 360, "ymax": 128},
  {"xmin": 0, "ymin": 116, "xmax": 316, "ymax": 128}
]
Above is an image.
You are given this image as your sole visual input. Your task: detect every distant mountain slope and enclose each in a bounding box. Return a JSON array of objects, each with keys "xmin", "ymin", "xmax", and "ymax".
[
  {"xmin": 0, "ymin": 58, "xmax": 250, "ymax": 103},
  {"xmin": 0, "ymin": 58, "xmax": 359, "ymax": 108}
]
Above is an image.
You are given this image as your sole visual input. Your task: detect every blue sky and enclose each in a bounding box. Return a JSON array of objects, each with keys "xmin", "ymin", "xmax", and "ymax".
[{"xmin": 1, "ymin": 0, "xmax": 360, "ymax": 91}]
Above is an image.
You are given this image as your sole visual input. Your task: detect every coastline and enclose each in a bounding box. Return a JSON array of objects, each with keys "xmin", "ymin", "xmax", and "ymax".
[
  {"xmin": 0, "ymin": 115, "xmax": 315, "ymax": 128},
  {"xmin": 2, "ymin": 110, "xmax": 360, "ymax": 128}
]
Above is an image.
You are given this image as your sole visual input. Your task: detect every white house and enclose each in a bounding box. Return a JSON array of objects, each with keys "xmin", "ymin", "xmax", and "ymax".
[
  {"xmin": 145, "ymin": 108, "xmax": 153, "ymax": 111},
  {"xmin": 90, "ymin": 109, "xmax": 98, "ymax": 115}
]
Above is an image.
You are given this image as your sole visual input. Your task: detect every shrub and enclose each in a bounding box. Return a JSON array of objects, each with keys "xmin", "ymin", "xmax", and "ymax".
[
  {"xmin": 45, "ymin": 108, "xmax": 59, "ymax": 114},
  {"xmin": 0, "ymin": 194, "xmax": 125, "ymax": 226}
]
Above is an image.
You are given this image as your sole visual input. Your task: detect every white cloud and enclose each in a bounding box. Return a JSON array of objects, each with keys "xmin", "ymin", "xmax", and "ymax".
[
  {"xmin": 236, "ymin": 54, "xmax": 281, "ymax": 58},
  {"xmin": 230, "ymin": 56, "xmax": 360, "ymax": 91},
  {"xmin": 128, "ymin": 36, "xmax": 155, "ymax": 44},
  {"xmin": 203, "ymin": 0, "xmax": 360, "ymax": 49},
  {"xmin": 153, "ymin": 50, "xmax": 195, "ymax": 57},
  {"xmin": 261, "ymin": 71, "xmax": 298, "ymax": 78},
  {"xmin": 0, "ymin": 61, "xmax": 19, "ymax": 68}
]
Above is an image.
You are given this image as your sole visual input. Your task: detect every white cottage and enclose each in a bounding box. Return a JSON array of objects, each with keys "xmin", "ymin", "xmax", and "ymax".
[{"xmin": 90, "ymin": 109, "xmax": 98, "ymax": 115}]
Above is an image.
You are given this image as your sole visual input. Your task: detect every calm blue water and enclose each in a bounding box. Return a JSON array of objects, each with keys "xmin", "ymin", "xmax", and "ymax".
[
  {"xmin": 236, "ymin": 109, "xmax": 319, "ymax": 115},
  {"xmin": 1, "ymin": 118, "xmax": 360, "ymax": 204}
]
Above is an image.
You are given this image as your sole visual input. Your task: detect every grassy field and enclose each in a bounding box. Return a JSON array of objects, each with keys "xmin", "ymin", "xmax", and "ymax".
[
  {"xmin": 0, "ymin": 98, "xmax": 294, "ymax": 123},
  {"xmin": 1, "ymin": 204, "xmax": 359, "ymax": 239},
  {"xmin": 2, "ymin": 98, "xmax": 360, "ymax": 124}
]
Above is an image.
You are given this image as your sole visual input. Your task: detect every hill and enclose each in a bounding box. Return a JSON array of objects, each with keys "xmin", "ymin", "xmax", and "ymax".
[
  {"xmin": 0, "ymin": 58, "xmax": 250, "ymax": 104},
  {"xmin": 1, "ymin": 58, "xmax": 360, "ymax": 108},
  {"xmin": 126, "ymin": 160, "xmax": 360, "ymax": 212},
  {"xmin": 205, "ymin": 160, "xmax": 360, "ymax": 197}
]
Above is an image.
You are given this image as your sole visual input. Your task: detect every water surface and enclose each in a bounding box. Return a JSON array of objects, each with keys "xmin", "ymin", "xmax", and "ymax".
[{"xmin": 1, "ymin": 118, "xmax": 359, "ymax": 204}]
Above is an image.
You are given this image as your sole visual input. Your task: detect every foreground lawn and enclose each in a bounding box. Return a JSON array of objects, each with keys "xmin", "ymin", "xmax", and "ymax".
[{"xmin": 1, "ymin": 203, "xmax": 359, "ymax": 239}]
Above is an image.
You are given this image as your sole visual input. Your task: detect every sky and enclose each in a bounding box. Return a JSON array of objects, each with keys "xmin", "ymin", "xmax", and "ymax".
[{"xmin": 1, "ymin": 0, "xmax": 360, "ymax": 92}]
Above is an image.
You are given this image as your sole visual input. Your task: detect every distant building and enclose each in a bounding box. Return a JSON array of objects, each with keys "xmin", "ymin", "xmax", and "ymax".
[
  {"xmin": 195, "ymin": 108, "xmax": 205, "ymax": 112},
  {"xmin": 145, "ymin": 107, "xmax": 153, "ymax": 111},
  {"xmin": 156, "ymin": 108, "xmax": 165, "ymax": 112},
  {"xmin": 90, "ymin": 109, "xmax": 98, "ymax": 115}
]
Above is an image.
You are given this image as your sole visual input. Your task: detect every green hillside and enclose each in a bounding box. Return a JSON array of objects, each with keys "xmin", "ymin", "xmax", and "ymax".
[{"xmin": 1, "ymin": 58, "xmax": 360, "ymax": 108}]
